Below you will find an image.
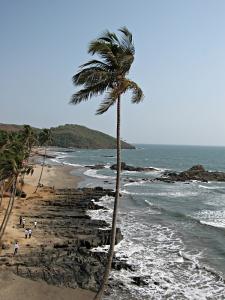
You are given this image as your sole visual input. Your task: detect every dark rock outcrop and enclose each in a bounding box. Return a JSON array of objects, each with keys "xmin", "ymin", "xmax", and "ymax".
[
  {"xmin": 131, "ymin": 276, "xmax": 151, "ymax": 286},
  {"xmin": 85, "ymin": 164, "xmax": 105, "ymax": 170},
  {"xmin": 158, "ymin": 165, "xmax": 225, "ymax": 182},
  {"xmin": 3, "ymin": 187, "xmax": 123, "ymax": 292},
  {"xmin": 111, "ymin": 162, "xmax": 157, "ymax": 172}
]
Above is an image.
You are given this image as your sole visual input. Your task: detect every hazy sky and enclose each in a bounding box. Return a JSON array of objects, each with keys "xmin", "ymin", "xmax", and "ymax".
[{"xmin": 1, "ymin": 0, "xmax": 225, "ymax": 146}]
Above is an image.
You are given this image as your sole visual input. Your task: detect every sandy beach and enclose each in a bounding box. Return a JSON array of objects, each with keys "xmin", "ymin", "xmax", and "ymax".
[{"xmin": 0, "ymin": 162, "xmax": 95, "ymax": 300}]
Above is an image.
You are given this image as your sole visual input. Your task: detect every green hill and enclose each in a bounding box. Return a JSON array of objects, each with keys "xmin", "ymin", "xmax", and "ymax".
[{"xmin": 0, "ymin": 123, "xmax": 135, "ymax": 149}]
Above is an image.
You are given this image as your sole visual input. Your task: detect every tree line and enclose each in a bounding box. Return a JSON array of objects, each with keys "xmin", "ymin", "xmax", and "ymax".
[{"xmin": 0, "ymin": 125, "xmax": 52, "ymax": 245}]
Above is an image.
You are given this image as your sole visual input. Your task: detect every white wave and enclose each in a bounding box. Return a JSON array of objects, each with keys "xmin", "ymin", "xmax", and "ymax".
[
  {"xmin": 124, "ymin": 180, "xmax": 146, "ymax": 187},
  {"xmin": 121, "ymin": 189, "xmax": 198, "ymax": 197},
  {"xmin": 86, "ymin": 208, "xmax": 112, "ymax": 224},
  {"xmin": 111, "ymin": 216, "xmax": 225, "ymax": 299},
  {"xmin": 85, "ymin": 186, "xmax": 225, "ymax": 299},
  {"xmin": 100, "ymin": 195, "xmax": 115, "ymax": 204},
  {"xmin": 62, "ymin": 161, "xmax": 83, "ymax": 167},
  {"xmin": 50, "ymin": 158, "xmax": 61, "ymax": 164},
  {"xmin": 122, "ymin": 167, "xmax": 166, "ymax": 175},
  {"xmin": 191, "ymin": 180, "xmax": 202, "ymax": 183},
  {"xmin": 122, "ymin": 170, "xmax": 138, "ymax": 174},
  {"xmin": 195, "ymin": 209, "xmax": 225, "ymax": 219},
  {"xmin": 147, "ymin": 166, "xmax": 166, "ymax": 172},
  {"xmin": 87, "ymin": 195, "xmax": 115, "ymax": 228},
  {"xmin": 194, "ymin": 209, "xmax": 225, "ymax": 229},
  {"xmin": 56, "ymin": 155, "xmax": 67, "ymax": 159},
  {"xmin": 199, "ymin": 185, "xmax": 225, "ymax": 190},
  {"xmin": 120, "ymin": 189, "xmax": 151, "ymax": 196},
  {"xmin": 199, "ymin": 220, "xmax": 225, "ymax": 229},
  {"xmin": 84, "ymin": 169, "xmax": 115, "ymax": 180},
  {"xmin": 109, "ymin": 215, "xmax": 225, "ymax": 300},
  {"xmin": 144, "ymin": 199, "xmax": 153, "ymax": 206}
]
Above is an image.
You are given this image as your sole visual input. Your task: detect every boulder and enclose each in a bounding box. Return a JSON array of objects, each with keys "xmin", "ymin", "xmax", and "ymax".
[
  {"xmin": 111, "ymin": 162, "xmax": 157, "ymax": 172},
  {"xmin": 131, "ymin": 276, "xmax": 150, "ymax": 286},
  {"xmin": 85, "ymin": 164, "xmax": 105, "ymax": 170}
]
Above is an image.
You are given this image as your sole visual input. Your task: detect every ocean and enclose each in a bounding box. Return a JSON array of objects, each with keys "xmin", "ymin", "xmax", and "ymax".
[{"xmin": 49, "ymin": 144, "xmax": 225, "ymax": 299}]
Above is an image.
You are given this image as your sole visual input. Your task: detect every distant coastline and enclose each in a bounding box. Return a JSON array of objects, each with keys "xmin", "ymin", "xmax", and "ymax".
[{"xmin": 0, "ymin": 123, "xmax": 135, "ymax": 149}]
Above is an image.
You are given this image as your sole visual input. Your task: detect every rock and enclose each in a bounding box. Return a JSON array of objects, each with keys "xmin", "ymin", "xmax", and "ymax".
[
  {"xmin": 110, "ymin": 162, "xmax": 157, "ymax": 172},
  {"xmin": 158, "ymin": 165, "xmax": 225, "ymax": 182},
  {"xmin": 1, "ymin": 243, "xmax": 10, "ymax": 250},
  {"xmin": 20, "ymin": 191, "xmax": 27, "ymax": 198},
  {"xmin": 188, "ymin": 165, "xmax": 205, "ymax": 172},
  {"xmin": 85, "ymin": 164, "xmax": 105, "ymax": 170},
  {"xmin": 131, "ymin": 276, "xmax": 150, "ymax": 286},
  {"xmin": 8, "ymin": 187, "xmax": 123, "ymax": 292},
  {"xmin": 53, "ymin": 243, "xmax": 69, "ymax": 248},
  {"xmin": 112, "ymin": 259, "xmax": 136, "ymax": 271},
  {"xmin": 94, "ymin": 186, "xmax": 104, "ymax": 191},
  {"xmin": 15, "ymin": 189, "xmax": 26, "ymax": 197}
]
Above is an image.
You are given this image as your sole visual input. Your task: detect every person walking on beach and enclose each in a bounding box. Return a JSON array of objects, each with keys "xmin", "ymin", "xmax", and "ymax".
[
  {"xmin": 28, "ymin": 228, "xmax": 32, "ymax": 238},
  {"xmin": 34, "ymin": 221, "xmax": 37, "ymax": 229},
  {"xmin": 22, "ymin": 218, "xmax": 26, "ymax": 228},
  {"xmin": 25, "ymin": 229, "xmax": 28, "ymax": 239},
  {"xmin": 13, "ymin": 242, "xmax": 19, "ymax": 256},
  {"xmin": 19, "ymin": 215, "xmax": 22, "ymax": 225}
]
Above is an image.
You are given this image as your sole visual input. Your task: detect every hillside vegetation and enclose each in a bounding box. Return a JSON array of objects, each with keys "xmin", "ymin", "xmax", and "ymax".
[{"xmin": 0, "ymin": 123, "xmax": 134, "ymax": 149}]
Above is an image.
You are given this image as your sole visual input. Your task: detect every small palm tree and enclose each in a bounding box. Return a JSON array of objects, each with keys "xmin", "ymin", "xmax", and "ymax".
[
  {"xmin": 34, "ymin": 129, "xmax": 52, "ymax": 193},
  {"xmin": 70, "ymin": 27, "xmax": 144, "ymax": 299}
]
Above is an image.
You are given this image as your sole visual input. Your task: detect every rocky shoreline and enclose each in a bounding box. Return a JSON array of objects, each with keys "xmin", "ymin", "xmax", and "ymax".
[
  {"xmin": 158, "ymin": 165, "xmax": 225, "ymax": 183},
  {"xmin": 0, "ymin": 187, "xmax": 125, "ymax": 294}
]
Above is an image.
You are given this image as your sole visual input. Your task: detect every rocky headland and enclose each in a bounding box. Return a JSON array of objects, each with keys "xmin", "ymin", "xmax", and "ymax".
[{"xmin": 158, "ymin": 165, "xmax": 225, "ymax": 183}]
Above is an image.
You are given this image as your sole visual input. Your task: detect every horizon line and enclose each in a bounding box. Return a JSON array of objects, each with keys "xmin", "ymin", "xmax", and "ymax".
[{"xmin": 131, "ymin": 143, "xmax": 225, "ymax": 148}]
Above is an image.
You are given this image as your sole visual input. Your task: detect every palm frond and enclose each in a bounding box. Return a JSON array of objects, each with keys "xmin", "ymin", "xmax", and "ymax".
[
  {"xmin": 70, "ymin": 82, "xmax": 109, "ymax": 105},
  {"xmin": 118, "ymin": 54, "xmax": 134, "ymax": 74},
  {"xmin": 119, "ymin": 27, "xmax": 133, "ymax": 43},
  {"xmin": 96, "ymin": 91, "xmax": 117, "ymax": 115},
  {"xmin": 98, "ymin": 30, "xmax": 119, "ymax": 44},
  {"xmin": 80, "ymin": 59, "xmax": 110, "ymax": 70},
  {"xmin": 73, "ymin": 68, "xmax": 110, "ymax": 86},
  {"xmin": 124, "ymin": 80, "xmax": 144, "ymax": 103},
  {"xmin": 88, "ymin": 40, "xmax": 118, "ymax": 68},
  {"xmin": 118, "ymin": 26, "xmax": 135, "ymax": 55}
]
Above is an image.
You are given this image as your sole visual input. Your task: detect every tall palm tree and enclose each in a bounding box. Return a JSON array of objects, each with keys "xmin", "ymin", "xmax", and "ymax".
[
  {"xmin": 70, "ymin": 27, "xmax": 144, "ymax": 299},
  {"xmin": 34, "ymin": 129, "xmax": 52, "ymax": 193}
]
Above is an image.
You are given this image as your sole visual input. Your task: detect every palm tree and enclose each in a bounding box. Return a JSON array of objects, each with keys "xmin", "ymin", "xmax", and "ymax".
[
  {"xmin": 70, "ymin": 27, "xmax": 144, "ymax": 299},
  {"xmin": 34, "ymin": 129, "xmax": 52, "ymax": 193},
  {"xmin": 0, "ymin": 135, "xmax": 33, "ymax": 245}
]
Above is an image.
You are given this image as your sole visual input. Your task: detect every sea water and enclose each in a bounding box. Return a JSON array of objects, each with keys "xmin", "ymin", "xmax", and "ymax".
[{"xmin": 49, "ymin": 144, "xmax": 225, "ymax": 299}]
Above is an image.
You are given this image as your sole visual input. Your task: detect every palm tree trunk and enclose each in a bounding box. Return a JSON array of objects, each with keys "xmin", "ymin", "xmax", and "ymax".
[
  {"xmin": 94, "ymin": 96, "xmax": 121, "ymax": 300},
  {"xmin": 34, "ymin": 147, "xmax": 46, "ymax": 193},
  {"xmin": 1, "ymin": 177, "xmax": 17, "ymax": 236},
  {"xmin": 0, "ymin": 180, "xmax": 5, "ymax": 207},
  {"xmin": 0, "ymin": 179, "xmax": 13, "ymax": 234},
  {"xmin": 0, "ymin": 177, "xmax": 17, "ymax": 244}
]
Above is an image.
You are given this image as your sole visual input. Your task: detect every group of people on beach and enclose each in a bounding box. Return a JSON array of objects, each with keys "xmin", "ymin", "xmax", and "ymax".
[{"xmin": 13, "ymin": 216, "xmax": 38, "ymax": 255}]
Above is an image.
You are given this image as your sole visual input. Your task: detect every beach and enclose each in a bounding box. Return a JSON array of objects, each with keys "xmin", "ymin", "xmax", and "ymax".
[
  {"xmin": 0, "ymin": 270, "xmax": 94, "ymax": 300},
  {"xmin": 0, "ymin": 162, "xmax": 98, "ymax": 300}
]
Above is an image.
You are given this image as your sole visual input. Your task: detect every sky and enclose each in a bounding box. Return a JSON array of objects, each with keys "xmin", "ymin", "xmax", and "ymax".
[{"xmin": 0, "ymin": 0, "xmax": 225, "ymax": 146}]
